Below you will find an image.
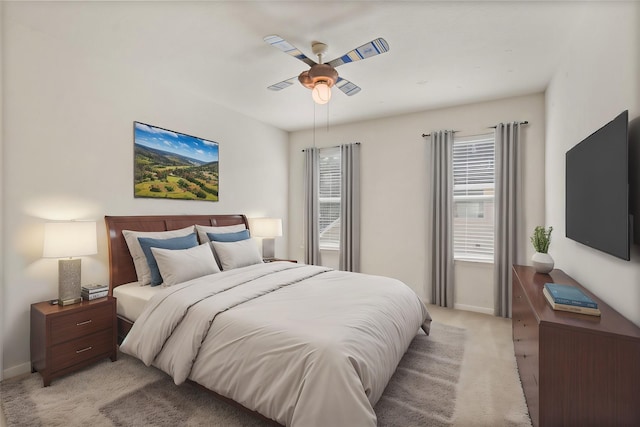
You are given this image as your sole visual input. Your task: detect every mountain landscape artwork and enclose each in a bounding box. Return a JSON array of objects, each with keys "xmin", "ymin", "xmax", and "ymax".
[{"xmin": 134, "ymin": 122, "xmax": 219, "ymax": 201}]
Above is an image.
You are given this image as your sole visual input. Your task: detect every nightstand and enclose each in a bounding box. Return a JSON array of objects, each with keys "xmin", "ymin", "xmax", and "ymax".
[
  {"xmin": 263, "ymin": 258, "xmax": 298, "ymax": 263},
  {"xmin": 30, "ymin": 296, "xmax": 117, "ymax": 386}
]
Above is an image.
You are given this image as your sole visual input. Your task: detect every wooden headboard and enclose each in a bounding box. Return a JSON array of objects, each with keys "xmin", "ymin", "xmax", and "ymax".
[{"xmin": 104, "ymin": 214, "xmax": 249, "ymax": 291}]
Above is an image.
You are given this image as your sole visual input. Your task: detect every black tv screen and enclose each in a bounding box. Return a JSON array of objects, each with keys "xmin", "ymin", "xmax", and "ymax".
[{"xmin": 566, "ymin": 110, "xmax": 629, "ymax": 260}]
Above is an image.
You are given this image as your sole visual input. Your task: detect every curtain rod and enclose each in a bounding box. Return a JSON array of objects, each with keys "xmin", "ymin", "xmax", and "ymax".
[
  {"xmin": 422, "ymin": 121, "xmax": 528, "ymax": 137},
  {"xmin": 421, "ymin": 130, "xmax": 458, "ymax": 138},
  {"xmin": 301, "ymin": 142, "xmax": 360, "ymax": 152},
  {"xmin": 489, "ymin": 120, "xmax": 529, "ymax": 129}
]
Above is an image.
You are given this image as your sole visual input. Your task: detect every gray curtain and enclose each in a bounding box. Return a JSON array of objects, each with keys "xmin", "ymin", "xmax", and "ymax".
[
  {"xmin": 429, "ymin": 131, "xmax": 455, "ymax": 307},
  {"xmin": 304, "ymin": 147, "xmax": 321, "ymax": 265},
  {"xmin": 339, "ymin": 143, "xmax": 360, "ymax": 272},
  {"xmin": 494, "ymin": 122, "xmax": 522, "ymax": 318}
]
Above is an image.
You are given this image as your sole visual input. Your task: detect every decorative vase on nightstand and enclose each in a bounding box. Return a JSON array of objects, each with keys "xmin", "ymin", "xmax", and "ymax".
[{"xmin": 532, "ymin": 251, "xmax": 554, "ymax": 274}]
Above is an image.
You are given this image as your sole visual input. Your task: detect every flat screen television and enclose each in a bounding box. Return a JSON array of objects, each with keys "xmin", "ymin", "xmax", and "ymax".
[{"xmin": 566, "ymin": 110, "xmax": 629, "ymax": 260}]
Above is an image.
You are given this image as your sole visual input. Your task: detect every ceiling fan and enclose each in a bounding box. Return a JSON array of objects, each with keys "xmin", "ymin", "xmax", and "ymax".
[{"xmin": 264, "ymin": 35, "xmax": 390, "ymax": 104}]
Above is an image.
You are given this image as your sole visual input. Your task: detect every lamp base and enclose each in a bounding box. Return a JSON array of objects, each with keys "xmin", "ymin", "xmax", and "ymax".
[
  {"xmin": 58, "ymin": 258, "xmax": 82, "ymax": 306},
  {"xmin": 58, "ymin": 297, "xmax": 82, "ymax": 306},
  {"xmin": 262, "ymin": 238, "xmax": 275, "ymax": 260}
]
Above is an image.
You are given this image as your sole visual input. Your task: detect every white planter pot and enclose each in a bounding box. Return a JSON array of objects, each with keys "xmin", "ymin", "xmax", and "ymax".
[{"xmin": 532, "ymin": 252, "xmax": 554, "ymax": 274}]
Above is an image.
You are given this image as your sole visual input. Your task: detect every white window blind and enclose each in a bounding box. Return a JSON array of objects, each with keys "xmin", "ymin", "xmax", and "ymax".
[
  {"xmin": 318, "ymin": 147, "xmax": 341, "ymax": 250},
  {"xmin": 453, "ymin": 134, "xmax": 495, "ymax": 261}
]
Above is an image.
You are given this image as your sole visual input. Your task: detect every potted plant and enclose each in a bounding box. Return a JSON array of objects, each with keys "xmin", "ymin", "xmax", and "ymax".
[{"xmin": 531, "ymin": 226, "xmax": 554, "ymax": 273}]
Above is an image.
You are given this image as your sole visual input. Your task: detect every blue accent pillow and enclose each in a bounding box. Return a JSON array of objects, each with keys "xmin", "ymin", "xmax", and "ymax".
[
  {"xmin": 138, "ymin": 233, "xmax": 198, "ymax": 286},
  {"xmin": 207, "ymin": 229, "xmax": 251, "ymax": 242}
]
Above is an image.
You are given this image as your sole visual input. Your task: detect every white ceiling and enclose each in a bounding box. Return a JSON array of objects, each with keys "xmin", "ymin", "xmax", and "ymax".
[{"xmin": 8, "ymin": 1, "xmax": 602, "ymax": 131}]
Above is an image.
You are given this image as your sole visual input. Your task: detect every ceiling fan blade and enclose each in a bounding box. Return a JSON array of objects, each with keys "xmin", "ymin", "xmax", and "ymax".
[
  {"xmin": 267, "ymin": 76, "xmax": 298, "ymax": 91},
  {"xmin": 264, "ymin": 35, "xmax": 317, "ymax": 67},
  {"xmin": 335, "ymin": 77, "xmax": 361, "ymax": 96},
  {"xmin": 327, "ymin": 38, "xmax": 390, "ymax": 68}
]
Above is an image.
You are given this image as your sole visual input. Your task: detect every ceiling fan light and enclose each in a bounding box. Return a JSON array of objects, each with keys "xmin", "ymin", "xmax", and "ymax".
[{"xmin": 312, "ymin": 82, "xmax": 331, "ymax": 104}]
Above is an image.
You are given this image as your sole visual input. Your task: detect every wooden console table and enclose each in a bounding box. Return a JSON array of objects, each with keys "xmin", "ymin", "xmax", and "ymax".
[{"xmin": 512, "ymin": 265, "xmax": 640, "ymax": 427}]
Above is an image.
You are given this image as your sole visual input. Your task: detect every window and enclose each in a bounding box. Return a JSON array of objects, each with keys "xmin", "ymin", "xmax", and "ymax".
[
  {"xmin": 318, "ymin": 147, "xmax": 341, "ymax": 249},
  {"xmin": 452, "ymin": 134, "xmax": 495, "ymax": 261}
]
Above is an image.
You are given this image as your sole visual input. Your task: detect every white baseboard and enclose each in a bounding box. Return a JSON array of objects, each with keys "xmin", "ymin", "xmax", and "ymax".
[
  {"xmin": 3, "ymin": 361, "xmax": 31, "ymax": 380},
  {"xmin": 453, "ymin": 303, "xmax": 494, "ymax": 316}
]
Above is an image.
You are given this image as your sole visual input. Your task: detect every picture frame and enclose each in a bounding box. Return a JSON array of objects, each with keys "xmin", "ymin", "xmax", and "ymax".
[{"xmin": 133, "ymin": 122, "xmax": 219, "ymax": 201}]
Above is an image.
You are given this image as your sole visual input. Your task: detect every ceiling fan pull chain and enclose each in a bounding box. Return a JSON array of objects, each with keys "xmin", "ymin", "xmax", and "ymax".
[{"xmin": 326, "ymin": 102, "xmax": 330, "ymax": 133}]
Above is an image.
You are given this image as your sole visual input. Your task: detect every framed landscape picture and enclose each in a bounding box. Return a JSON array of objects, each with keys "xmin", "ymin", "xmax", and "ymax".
[{"xmin": 133, "ymin": 122, "xmax": 219, "ymax": 201}]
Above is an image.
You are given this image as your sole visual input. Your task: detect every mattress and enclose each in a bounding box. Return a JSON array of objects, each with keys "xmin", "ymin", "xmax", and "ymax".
[{"xmin": 113, "ymin": 282, "xmax": 160, "ymax": 322}]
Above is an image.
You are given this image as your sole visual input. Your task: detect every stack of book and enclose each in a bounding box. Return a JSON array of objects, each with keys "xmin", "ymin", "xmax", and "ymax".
[
  {"xmin": 543, "ymin": 282, "xmax": 601, "ymax": 316},
  {"xmin": 81, "ymin": 284, "xmax": 109, "ymax": 301}
]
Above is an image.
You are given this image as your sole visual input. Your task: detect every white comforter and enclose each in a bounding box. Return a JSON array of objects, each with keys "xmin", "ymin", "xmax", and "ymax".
[{"xmin": 120, "ymin": 262, "xmax": 431, "ymax": 427}]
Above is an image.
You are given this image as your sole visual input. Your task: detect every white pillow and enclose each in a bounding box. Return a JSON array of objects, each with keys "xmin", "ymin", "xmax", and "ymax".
[
  {"xmin": 151, "ymin": 243, "xmax": 221, "ymax": 287},
  {"xmin": 196, "ymin": 224, "xmax": 247, "ymax": 243},
  {"xmin": 211, "ymin": 239, "xmax": 263, "ymax": 271},
  {"xmin": 122, "ymin": 226, "xmax": 195, "ymax": 286}
]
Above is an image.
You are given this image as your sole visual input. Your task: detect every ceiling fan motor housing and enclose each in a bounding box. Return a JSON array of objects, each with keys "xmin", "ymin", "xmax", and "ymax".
[{"xmin": 299, "ymin": 64, "xmax": 339, "ymax": 90}]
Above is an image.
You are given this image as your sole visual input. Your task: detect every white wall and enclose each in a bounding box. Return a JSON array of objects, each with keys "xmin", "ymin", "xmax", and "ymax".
[
  {"xmin": 2, "ymin": 6, "xmax": 289, "ymax": 377},
  {"xmin": 545, "ymin": 2, "xmax": 640, "ymax": 326},
  {"xmin": 288, "ymin": 94, "xmax": 546, "ymax": 312}
]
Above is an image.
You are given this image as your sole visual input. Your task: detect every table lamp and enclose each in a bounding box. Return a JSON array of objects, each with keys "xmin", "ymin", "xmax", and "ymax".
[
  {"xmin": 43, "ymin": 221, "xmax": 97, "ymax": 305},
  {"xmin": 249, "ymin": 218, "xmax": 283, "ymax": 260}
]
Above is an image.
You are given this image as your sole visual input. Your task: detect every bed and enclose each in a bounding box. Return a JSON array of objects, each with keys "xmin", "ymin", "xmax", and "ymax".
[{"xmin": 105, "ymin": 214, "xmax": 431, "ymax": 427}]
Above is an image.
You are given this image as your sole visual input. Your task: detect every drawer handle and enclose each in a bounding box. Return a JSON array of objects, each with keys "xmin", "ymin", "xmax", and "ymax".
[
  {"xmin": 76, "ymin": 346, "xmax": 93, "ymax": 354},
  {"xmin": 76, "ymin": 320, "xmax": 92, "ymax": 326}
]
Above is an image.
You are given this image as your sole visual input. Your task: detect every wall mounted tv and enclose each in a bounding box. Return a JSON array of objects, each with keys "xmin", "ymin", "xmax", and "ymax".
[{"xmin": 566, "ymin": 110, "xmax": 629, "ymax": 260}]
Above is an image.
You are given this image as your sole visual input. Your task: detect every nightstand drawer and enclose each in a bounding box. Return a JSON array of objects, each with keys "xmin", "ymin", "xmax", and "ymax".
[
  {"xmin": 50, "ymin": 303, "xmax": 113, "ymax": 344},
  {"xmin": 51, "ymin": 329, "xmax": 114, "ymax": 372}
]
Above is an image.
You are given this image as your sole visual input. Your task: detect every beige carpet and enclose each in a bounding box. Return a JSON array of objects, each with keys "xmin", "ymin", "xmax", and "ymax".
[
  {"xmin": 427, "ymin": 305, "xmax": 532, "ymax": 427},
  {"xmin": 0, "ymin": 306, "xmax": 531, "ymax": 427}
]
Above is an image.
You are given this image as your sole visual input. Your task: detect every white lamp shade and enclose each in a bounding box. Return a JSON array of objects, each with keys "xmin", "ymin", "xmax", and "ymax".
[
  {"xmin": 312, "ymin": 82, "xmax": 331, "ymax": 104},
  {"xmin": 249, "ymin": 218, "xmax": 283, "ymax": 238},
  {"xmin": 43, "ymin": 221, "xmax": 98, "ymax": 258}
]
